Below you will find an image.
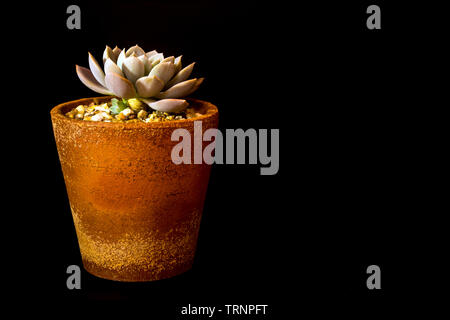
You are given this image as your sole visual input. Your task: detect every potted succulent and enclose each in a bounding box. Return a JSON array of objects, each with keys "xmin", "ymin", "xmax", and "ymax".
[{"xmin": 51, "ymin": 45, "xmax": 218, "ymax": 282}]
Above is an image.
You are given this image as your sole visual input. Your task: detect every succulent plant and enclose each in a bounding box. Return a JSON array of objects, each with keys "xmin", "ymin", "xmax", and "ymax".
[{"xmin": 76, "ymin": 45, "xmax": 204, "ymax": 113}]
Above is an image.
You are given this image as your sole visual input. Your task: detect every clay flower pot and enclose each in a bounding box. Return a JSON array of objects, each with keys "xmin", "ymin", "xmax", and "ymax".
[{"xmin": 51, "ymin": 96, "xmax": 218, "ymax": 281}]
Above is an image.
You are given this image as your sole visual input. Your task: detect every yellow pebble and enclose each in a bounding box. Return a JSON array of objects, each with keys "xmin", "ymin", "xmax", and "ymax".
[{"xmin": 128, "ymin": 98, "xmax": 144, "ymax": 111}]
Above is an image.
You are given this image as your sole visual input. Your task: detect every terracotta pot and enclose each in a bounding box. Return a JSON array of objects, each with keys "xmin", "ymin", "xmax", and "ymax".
[{"xmin": 51, "ymin": 96, "xmax": 218, "ymax": 281}]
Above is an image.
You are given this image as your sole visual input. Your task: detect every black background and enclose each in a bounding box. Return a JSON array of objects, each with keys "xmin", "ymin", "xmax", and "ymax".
[{"xmin": 4, "ymin": 0, "xmax": 447, "ymax": 317}]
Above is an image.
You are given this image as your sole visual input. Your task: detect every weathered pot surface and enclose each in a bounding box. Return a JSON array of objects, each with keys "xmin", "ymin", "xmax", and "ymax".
[{"xmin": 51, "ymin": 96, "xmax": 218, "ymax": 281}]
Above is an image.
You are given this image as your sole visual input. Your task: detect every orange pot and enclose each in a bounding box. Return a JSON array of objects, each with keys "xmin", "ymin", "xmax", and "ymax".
[{"xmin": 51, "ymin": 97, "xmax": 218, "ymax": 281}]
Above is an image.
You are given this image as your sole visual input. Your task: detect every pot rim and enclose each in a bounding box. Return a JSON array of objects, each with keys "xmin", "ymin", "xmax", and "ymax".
[{"xmin": 50, "ymin": 96, "xmax": 218, "ymax": 129}]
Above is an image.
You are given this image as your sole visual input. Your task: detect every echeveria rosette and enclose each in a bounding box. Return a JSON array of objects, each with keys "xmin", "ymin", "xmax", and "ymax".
[{"xmin": 75, "ymin": 45, "xmax": 204, "ymax": 113}]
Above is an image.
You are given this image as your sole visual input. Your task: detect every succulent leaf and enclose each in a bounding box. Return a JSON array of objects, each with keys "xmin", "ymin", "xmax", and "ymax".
[
  {"xmin": 149, "ymin": 62, "xmax": 176, "ymax": 85},
  {"xmin": 116, "ymin": 49, "xmax": 126, "ymax": 70},
  {"xmin": 186, "ymin": 77, "xmax": 204, "ymax": 96},
  {"xmin": 156, "ymin": 78, "xmax": 197, "ymax": 99},
  {"xmin": 104, "ymin": 58, "xmax": 124, "ymax": 77},
  {"xmin": 142, "ymin": 98, "xmax": 189, "ymax": 113},
  {"xmin": 103, "ymin": 46, "xmax": 113, "ymax": 64},
  {"xmin": 104, "ymin": 72, "xmax": 136, "ymax": 99},
  {"xmin": 139, "ymin": 98, "xmax": 156, "ymax": 105},
  {"xmin": 147, "ymin": 59, "xmax": 161, "ymax": 74},
  {"xmin": 148, "ymin": 53, "xmax": 164, "ymax": 65},
  {"xmin": 122, "ymin": 55, "xmax": 145, "ymax": 84},
  {"xmin": 174, "ymin": 55, "xmax": 182, "ymax": 74},
  {"xmin": 112, "ymin": 46, "xmax": 122, "ymax": 61},
  {"xmin": 161, "ymin": 56, "xmax": 175, "ymax": 64},
  {"xmin": 88, "ymin": 52, "xmax": 106, "ymax": 87},
  {"xmin": 126, "ymin": 45, "xmax": 145, "ymax": 57},
  {"xmin": 146, "ymin": 50, "xmax": 158, "ymax": 58},
  {"xmin": 135, "ymin": 75, "xmax": 165, "ymax": 98},
  {"xmin": 137, "ymin": 54, "xmax": 151, "ymax": 74},
  {"xmin": 76, "ymin": 65, "xmax": 112, "ymax": 95},
  {"xmin": 165, "ymin": 62, "xmax": 195, "ymax": 89}
]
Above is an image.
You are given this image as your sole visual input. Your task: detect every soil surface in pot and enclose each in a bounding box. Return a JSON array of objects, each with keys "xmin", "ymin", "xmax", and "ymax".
[{"xmin": 65, "ymin": 96, "xmax": 203, "ymax": 123}]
